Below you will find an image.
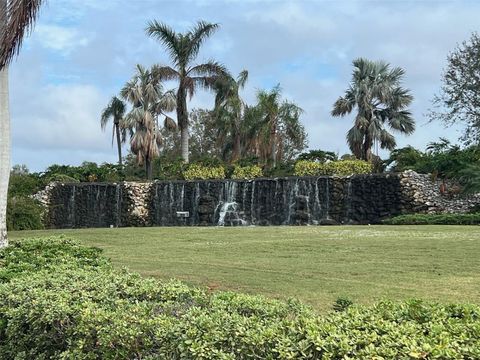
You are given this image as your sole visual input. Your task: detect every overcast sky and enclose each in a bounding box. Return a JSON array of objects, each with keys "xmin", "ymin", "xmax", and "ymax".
[{"xmin": 9, "ymin": 0, "xmax": 479, "ymax": 172}]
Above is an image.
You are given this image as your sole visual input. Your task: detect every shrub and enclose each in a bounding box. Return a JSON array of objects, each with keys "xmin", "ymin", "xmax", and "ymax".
[
  {"xmin": 6, "ymin": 196, "xmax": 44, "ymax": 231},
  {"xmin": 231, "ymin": 165, "xmax": 263, "ymax": 179},
  {"xmin": 47, "ymin": 173, "xmax": 80, "ymax": 183},
  {"xmin": 0, "ymin": 237, "xmax": 109, "ymax": 282},
  {"xmin": 183, "ymin": 164, "xmax": 225, "ymax": 180},
  {"xmin": 1, "ymin": 238, "xmax": 480, "ymax": 359},
  {"xmin": 294, "ymin": 160, "xmax": 373, "ymax": 176},
  {"xmin": 383, "ymin": 213, "xmax": 480, "ymax": 225},
  {"xmin": 294, "ymin": 160, "xmax": 323, "ymax": 176}
]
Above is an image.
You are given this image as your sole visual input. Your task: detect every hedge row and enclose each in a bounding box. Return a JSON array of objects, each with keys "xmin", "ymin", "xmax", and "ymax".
[
  {"xmin": 294, "ymin": 160, "xmax": 373, "ymax": 177},
  {"xmin": 1, "ymin": 237, "xmax": 479, "ymax": 359},
  {"xmin": 383, "ymin": 213, "xmax": 480, "ymax": 225}
]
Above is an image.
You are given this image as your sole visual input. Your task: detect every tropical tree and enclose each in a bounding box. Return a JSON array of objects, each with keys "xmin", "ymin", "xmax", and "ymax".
[
  {"xmin": 254, "ymin": 85, "xmax": 305, "ymax": 167},
  {"xmin": 121, "ymin": 64, "xmax": 176, "ymax": 179},
  {"xmin": 332, "ymin": 58, "xmax": 415, "ymax": 162},
  {"xmin": 145, "ymin": 20, "xmax": 229, "ymax": 163},
  {"xmin": 213, "ymin": 70, "xmax": 248, "ymax": 162},
  {"xmin": 429, "ymin": 32, "xmax": 480, "ymax": 145},
  {"xmin": 0, "ymin": 0, "xmax": 43, "ymax": 248},
  {"xmin": 100, "ymin": 96, "xmax": 128, "ymax": 166}
]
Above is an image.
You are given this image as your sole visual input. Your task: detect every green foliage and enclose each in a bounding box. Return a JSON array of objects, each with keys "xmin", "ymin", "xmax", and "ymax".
[
  {"xmin": 429, "ymin": 32, "xmax": 480, "ymax": 145},
  {"xmin": 294, "ymin": 160, "xmax": 323, "ymax": 176},
  {"xmin": 6, "ymin": 196, "xmax": 44, "ymax": 231},
  {"xmin": 0, "ymin": 237, "xmax": 108, "ymax": 282},
  {"xmin": 297, "ymin": 149, "xmax": 338, "ymax": 163},
  {"xmin": 294, "ymin": 160, "xmax": 373, "ymax": 176},
  {"xmin": 44, "ymin": 162, "xmax": 124, "ymax": 183},
  {"xmin": 332, "ymin": 297, "xmax": 353, "ymax": 312},
  {"xmin": 47, "ymin": 173, "xmax": 80, "ymax": 183},
  {"xmin": 183, "ymin": 163, "xmax": 226, "ymax": 180},
  {"xmin": 387, "ymin": 141, "xmax": 480, "ymax": 180},
  {"xmin": 1, "ymin": 237, "xmax": 480, "ymax": 359},
  {"xmin": 383, "ymin": 213, "xmax": 480, "ymax": 225},
  {"xmin": 231, "ymin": 165, "xmax": 263, "ymax": 179}
]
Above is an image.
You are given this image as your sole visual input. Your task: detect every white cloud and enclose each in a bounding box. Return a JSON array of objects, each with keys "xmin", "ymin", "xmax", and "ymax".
[
  {"xmin": 35, "ymin": 24, "xmax": 91, "ymax": 55},
  {"xmin": 9, "ymin": 0, "xmax": 480, "ymax": 171}
]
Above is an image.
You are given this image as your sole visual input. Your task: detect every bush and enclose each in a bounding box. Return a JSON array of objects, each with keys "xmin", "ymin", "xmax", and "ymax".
[
  {"xmin": 1, "ymin": 237, "xmax": 480, "ymax": 359},
  {"xmin": 383, "ymin": 213, "xmax": 480, "ymax": 225},
  {"xmin": 183, "ymin": 164, "xmax": 226, "ymax": 180},
  {"xmin": 294, "ymin": 160, "xmax": 373, "ymax": 176},
  {"xmin": 6, "ymin": 196, "xmax": 44, "ymax": 231},
  {"xmin": 231, "ymin": 165, "xmax": 263, "ymax": 179}
]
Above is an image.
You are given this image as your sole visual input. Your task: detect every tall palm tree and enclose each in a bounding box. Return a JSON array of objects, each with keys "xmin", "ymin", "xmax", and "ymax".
[
  {"xmin": 213, "ymin": 70, "xmax": 248, "ymax": 162},
  {"xmin": 332, "ymin": 58, "xmax": 415, "ymax": 162},
  {"xmin": 145, "ymin": 20, "xmax": 229, "ymax": 163},
  {"xmin": 0, "ymin": 0, "xmax": 43, "ymax": 248},
  {"xmin": 121, "ymin": 64, "xmax": 176, "ymax": 179},
  {"xmin": 255, "ymin": 85, "xmax": 304, "ymax": 167},
  {"xmin": 101, "ymin": 96, "xmax": 127, "ymax": 166}
]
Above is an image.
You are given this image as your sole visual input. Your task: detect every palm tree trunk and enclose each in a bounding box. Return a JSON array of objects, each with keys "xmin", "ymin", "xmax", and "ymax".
[
  {"xmin": 271, "ymin": 120, "xmax": 277, "ymax": 168},
  {"xmin": 115, "ymin": 123, "xmax": 123, "ymax": 166},
  {"xmin": 177, "ymin": 87, "xmax": 189, "ymax": 163},
  {"xmin": 363, "ymin": 133, "xmax": 372, "ymax": 162},
  {"xmin": 0, "ymin": 67, "xmax": 10, "ymax": 248},
  {"xmin": 232, "ymin": 133, "xmax": 241, "ymax": 162},
  {"xmin": 145, "ymin": 158, "xmax": 152, "ymax": 180}
]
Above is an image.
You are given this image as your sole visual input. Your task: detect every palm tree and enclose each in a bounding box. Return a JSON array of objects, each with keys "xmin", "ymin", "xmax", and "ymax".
[
  {"xmin": 332, "ymin": 58, "xmax": 415, "ymax": 162},
  {"xmin": 121, "ymin": 64, "xmax": 176, "ymax": 179},
  {"xmin": 145, "ymin": 20, "xmax": 229, "ymax": 163},
  {"xmin": 101, "ymin": 96, "xmax": 128, "ymax": 166},
  {"xmin": 213, "ymin": 70, "xmax": 248, "ymax": 162},
  {"xmin": 255, "ymin": 85, "xmax": 304, "ymax": 167},
  {"xmin": 0, "ymin": 0, "xmax": 43, "ymax": 248}
]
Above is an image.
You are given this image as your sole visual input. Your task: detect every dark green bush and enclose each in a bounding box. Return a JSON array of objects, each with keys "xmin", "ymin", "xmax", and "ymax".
[
  {"xmin": 1, "ymin": 237, "xmax": 479, "ymax": 359},
  {"xmin": 383, "ymin": 213, "xmax": 480, "ymax": 225},
  {"xmin": 6, "ymin": 196, "xmax": 44, "ymax": 231},
  {"xmin": 0, "ymin": 237, "xmax": 109, "ymax": 282}
]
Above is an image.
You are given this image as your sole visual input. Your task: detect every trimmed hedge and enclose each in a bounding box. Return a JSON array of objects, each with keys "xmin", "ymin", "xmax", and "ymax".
[
  {"xmin": 183, "ymin": 164, "xmax": 226, "ymax": 180},
  {"xmin": 1, "ymin": 237, "xmax": 480, "ymax": 359},
  {"xmin": 231, "ymin": 165, "xmax": 263, "ymax": 179},
  {"xmin": 383, "ymin": 213, "xmax": 480, "ymax": 225},
  {"xmin": 294, "ymin": 160, "xmax": 373, "ymax": 177}
]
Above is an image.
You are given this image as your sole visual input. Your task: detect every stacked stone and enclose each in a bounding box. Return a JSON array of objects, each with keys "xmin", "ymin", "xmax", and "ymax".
[
  {"xmin": 122, "ymin": 182, "xmax": 152, "ymax": 226},
  {"xmin": 400, "ymin": 170, "xmax": 480, "ymax": 214}
]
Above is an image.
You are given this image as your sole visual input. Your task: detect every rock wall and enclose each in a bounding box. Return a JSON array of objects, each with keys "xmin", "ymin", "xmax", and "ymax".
[{"xmin": 40, "ymin": 172, "xmax": 480, "ymax": 229}]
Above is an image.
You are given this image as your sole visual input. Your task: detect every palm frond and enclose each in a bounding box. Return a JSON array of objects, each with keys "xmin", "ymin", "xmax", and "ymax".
[
  {"xmin": 185, "ymin": 21, "xmax": 219, "ymax": 63},
  {"xmin": 0, "ymin": 0, "xmax": 43, "ymax": 69},
  {"xmin": 151, "ymin": 64, "xmax": 179, "ymax": 82},
  {"xmin": 145, "ymin": 20, "xmax": 180, "ymax": 65},
  {"xmin": 187, "ymin": 60, "xmax": 229, "ymax": 77},
  {"xmin": 237, "ymin": 70, "xmax": 248, "ymax": 89}
]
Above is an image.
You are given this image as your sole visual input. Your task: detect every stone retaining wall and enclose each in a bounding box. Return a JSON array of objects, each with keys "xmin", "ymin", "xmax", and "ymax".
[{"xmin": 36, "ymin": 171, "xmax": 480, "ymax": 228}]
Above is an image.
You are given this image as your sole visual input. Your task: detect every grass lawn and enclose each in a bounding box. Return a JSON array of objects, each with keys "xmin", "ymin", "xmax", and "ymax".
[{"xmin": 10, "ymin": 225, "xmax": 480, "ymax": 311}]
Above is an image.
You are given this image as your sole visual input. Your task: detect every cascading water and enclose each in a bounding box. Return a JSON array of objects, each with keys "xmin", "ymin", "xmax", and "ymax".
[
  {"xmin": 217, "ymin": 181, "xmax": 247, "ymax": 226},
  {"xmin": 46, "ymin": 174, "xmax": 405, "ymax": 228}
]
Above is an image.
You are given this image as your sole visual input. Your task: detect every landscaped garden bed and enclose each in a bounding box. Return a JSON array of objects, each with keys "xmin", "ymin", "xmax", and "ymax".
[{"xmin": 1, "ymin": 236, "xmax": 479, "ymax": 359}]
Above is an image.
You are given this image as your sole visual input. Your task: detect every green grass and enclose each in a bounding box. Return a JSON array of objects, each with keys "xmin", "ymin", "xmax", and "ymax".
[{"xmin": 10, "ymin": 225, "xmax": 480, "ymax": 311}]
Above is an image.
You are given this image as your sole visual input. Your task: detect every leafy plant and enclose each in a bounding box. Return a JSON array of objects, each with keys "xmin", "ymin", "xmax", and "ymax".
[
  {"xmin": 1, "ymin": 237, "xmax": 480, "ymax": 359},
  {"xmin": 6, "ymin": 196, "xmax": 44, "ymax": 231},
  {"xmin": 183, "ymin": 164, "xmax": 226, "ymax": 180},
  {"xmin": 294, "ymin": 160, "xmax": 373, "ymax": 176},
  {"xmin": 231, "ymin": 165, "xmax": 263, "ymax": 179}
]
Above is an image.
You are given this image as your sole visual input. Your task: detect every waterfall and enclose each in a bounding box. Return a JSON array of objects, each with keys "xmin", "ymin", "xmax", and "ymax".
[{"xmin": 218, "ymin": 181, "xmax": 247, "ymax": 226}]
